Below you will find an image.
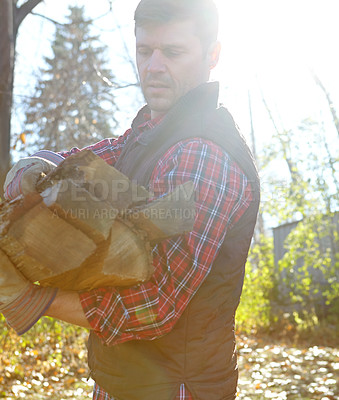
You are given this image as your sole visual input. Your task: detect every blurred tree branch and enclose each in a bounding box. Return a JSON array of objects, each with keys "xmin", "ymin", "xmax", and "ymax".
[
  {"xmin": 312, "ymin": 71, "xmax": 339, "ymax": 139},
  {"xmin": 14, "ymin": 0, "xmax": 42, "ymax": 33}
]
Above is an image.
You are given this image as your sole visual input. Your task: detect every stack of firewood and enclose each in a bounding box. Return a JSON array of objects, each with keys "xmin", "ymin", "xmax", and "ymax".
[{"xmin": 0, "ymin": 150, "xmax": 195, "ymax": 291}]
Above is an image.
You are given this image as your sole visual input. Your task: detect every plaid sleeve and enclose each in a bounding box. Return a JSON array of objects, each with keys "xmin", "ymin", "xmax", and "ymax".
[
  {"xmin": 31, "ymin": 150, "xmax": 65, "ymax": 165},
  {"xmin": 80, "ymin": 139, "xmax": 253, "ymax": 345},
  {"xmin": 58, "ymin": 130, "xmax": 132, "ymax": 165}
]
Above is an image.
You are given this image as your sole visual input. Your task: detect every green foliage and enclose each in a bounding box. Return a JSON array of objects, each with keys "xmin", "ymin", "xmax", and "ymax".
[
  {"xmin": 250, "ymin": 99, "xmax": 339, "ymax": 338},
  {"xmin": 236, "ymin": 215, "xmax": 338, "ymax": 340},
  {"xmin": 0, "ymin": 315, "xmax": 91, "ymax": 398},
  {"xmin": 277, "ymin": 214, "xmax": 339, "ymax": 328},
  {"xmin": 260, "ymin": 118, "xmax": 338, "ymax": 227},
  {"xmin": 236, "ymin": 207, "xmax": 338, "ymax": 337},
  {"xmin": 236, "ymin": 236, "xmax": 276, "ymax": 333},
  {"xmin": 0, "ymin": 314, "xmax": 87, "ymax": 359}
]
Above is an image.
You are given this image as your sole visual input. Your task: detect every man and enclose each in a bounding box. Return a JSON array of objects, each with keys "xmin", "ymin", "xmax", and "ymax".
[{"xmin": 0, "ymin": 0, "xmax": 260, "ymax": 399}]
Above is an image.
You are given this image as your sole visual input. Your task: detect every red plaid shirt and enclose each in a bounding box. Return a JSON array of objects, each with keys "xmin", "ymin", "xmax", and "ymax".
[{"xmin": 61, "ymin": 116, "xmax": 252, "ymax": 400}]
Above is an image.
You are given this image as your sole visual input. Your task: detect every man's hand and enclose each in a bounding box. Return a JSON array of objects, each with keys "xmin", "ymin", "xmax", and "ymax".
[
  {"xmin": 0, "ymin": 249, "xmax": 58, "ymax": 335},
  {"xmin": 4, "ymin": 156, "xmax": 57, "ymax": 200}
]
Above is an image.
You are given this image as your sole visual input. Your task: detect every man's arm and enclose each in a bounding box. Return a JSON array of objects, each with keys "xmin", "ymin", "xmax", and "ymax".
[{"xmin": 45, "ymin": 290, "xmax": 91, "ymax": 330}]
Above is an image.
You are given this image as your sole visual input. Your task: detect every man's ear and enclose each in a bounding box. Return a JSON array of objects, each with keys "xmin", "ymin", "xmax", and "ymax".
[{"xmin": 207, "ymin": 41, "xmax": 221, "ymax": 70}]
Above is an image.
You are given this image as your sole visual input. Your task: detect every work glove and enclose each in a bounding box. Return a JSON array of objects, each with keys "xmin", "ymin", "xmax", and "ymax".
[
  {"xmin": 0, "ymin": 249, "xmax": 57, "ymax": 335},
  {"xmin": 3, "ymin": 156, "xmax": 58, "ymax": 200}
]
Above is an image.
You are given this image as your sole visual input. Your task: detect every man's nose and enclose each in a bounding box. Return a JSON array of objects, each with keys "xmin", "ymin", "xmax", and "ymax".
[{"xmin": 147, "ymin": 49, "xmax": 166, "ymax": 73}]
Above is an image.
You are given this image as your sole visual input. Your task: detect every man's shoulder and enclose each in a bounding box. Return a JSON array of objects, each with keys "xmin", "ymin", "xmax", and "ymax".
[
  {"xmin": 171, "ymin": 137, "xmax": 228, "ymax": 156},
  {"xmin": 161, "ymin": 137, "xmax": 235, "ymax": 169}
]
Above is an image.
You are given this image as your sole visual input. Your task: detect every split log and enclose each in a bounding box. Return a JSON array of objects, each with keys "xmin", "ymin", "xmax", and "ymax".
[
  {"xmin": 36, "ymin": 149, "xmax": 150, "ymax": 210},
  {"xmin": 40, "ymin": 219, "xmax": 153, "ymax": 291},
  {"xmin": 0, "ymin": 150, "xmax": 195, "ymax": 291},
  {"xmin": 124, "ymin": 181, "xmax": 196, "ymax": 244},
  {"xmin": 42, "ymin": 180, "xmax": 115, "ymax": 244}
]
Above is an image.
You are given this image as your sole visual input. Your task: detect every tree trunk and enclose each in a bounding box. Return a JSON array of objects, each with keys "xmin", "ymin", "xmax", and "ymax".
[
  {"xmin": 0, "ymin": 0, "xmax": 14, "ymax": 199},
  {"xmin": 0, "ymin": 0, "xmax": 43, "ymax": 199}
]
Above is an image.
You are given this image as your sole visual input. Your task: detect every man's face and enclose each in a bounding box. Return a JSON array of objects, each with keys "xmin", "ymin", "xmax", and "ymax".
[{"xmin": 136, "ymin": 19, "xmax": 214, "ymax": 118}]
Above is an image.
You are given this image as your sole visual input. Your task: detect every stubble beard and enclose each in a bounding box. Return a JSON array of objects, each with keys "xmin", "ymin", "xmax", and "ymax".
[{"xmin": 142, "ymin": 74, "xmax": 176, "ymax": 115}]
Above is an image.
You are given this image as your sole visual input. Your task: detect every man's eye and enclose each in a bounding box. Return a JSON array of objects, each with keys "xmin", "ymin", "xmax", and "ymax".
[
  {"xmin": 137, "ymin": 48, "xmax": 151, "ymax": 57},
  {"xmin": 164, "ymin": 50, "xmax": 182, "ymax": 57}
]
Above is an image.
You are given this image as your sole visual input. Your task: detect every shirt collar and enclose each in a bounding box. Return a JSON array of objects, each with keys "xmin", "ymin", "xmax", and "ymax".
[{"xmin": 136, "ymin": 113, "xmax": 164, "ymax": 134}]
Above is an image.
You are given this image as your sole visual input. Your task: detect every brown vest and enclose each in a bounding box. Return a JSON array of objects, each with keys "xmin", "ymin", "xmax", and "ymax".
[{"xmin": 87, "ymin": 82, "xmax": 260, "ymax": 400}]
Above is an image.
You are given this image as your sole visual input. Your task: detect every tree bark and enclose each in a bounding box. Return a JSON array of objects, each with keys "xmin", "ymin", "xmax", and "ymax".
[
  {"xmin": 0, "ymin": 0, "xmax": 42, "ymax": 199},
  {"xmin": 14, "ymin": 0, "xmax": 43, "ymax": 34},
  {"xmin": 0, "ymin": 0, "xmax": 14, "ymax": 198}
]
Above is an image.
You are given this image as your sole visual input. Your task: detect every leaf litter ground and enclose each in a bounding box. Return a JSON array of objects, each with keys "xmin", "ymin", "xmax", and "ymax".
[{"xmin": 0, "ymin": 327, "xmax": 338, "ymax": 399}]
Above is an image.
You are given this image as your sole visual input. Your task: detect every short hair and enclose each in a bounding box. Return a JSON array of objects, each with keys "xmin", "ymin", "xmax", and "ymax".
[{"xmin": 134, "ymin": 0, "xmax": 219, "ymax": 49}]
